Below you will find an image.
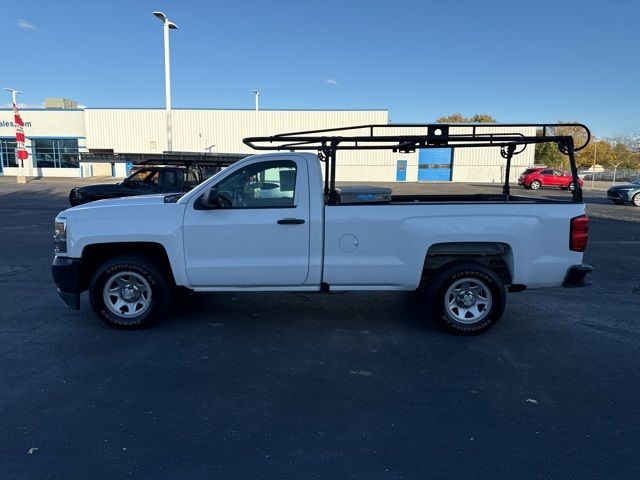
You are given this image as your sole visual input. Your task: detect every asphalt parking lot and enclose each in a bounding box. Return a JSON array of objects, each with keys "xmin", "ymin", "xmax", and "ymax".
[{"xmin": 1, "ymin": 178, "xmax": 639, "ymax": 479}]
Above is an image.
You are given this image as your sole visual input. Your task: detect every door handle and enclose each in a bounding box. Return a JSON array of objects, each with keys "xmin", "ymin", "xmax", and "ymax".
[{"xmin": 277, "ymin": 218, "xmax": 305, "ymax": 225}]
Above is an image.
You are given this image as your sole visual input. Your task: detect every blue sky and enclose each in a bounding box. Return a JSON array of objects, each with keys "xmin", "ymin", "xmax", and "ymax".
[{"xmin": 3, "ymin": 0, "xmax": 639, "ymax": 136}]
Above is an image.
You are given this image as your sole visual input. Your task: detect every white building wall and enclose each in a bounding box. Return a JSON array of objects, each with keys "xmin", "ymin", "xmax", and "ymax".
[
  {"xmin": 332, "ymin": 125, "xmax": 536, "ymax": 183},
  {"xmin": 1, "ymin": 108, "xmax": 537, "ymax": 183},
  {"xmin": 449, "ymin": 126, "xmax": 535, "ymax": 182},
  {"xmin": 84, "ymin": 109, "xmax": 389, "ymax": 154}
]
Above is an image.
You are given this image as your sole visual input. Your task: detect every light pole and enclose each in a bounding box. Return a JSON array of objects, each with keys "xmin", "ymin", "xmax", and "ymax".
[
  {"xmin": 591, "ymin": 138, "xmax": 597, "ymax": 190},
  {"xmin": 252, "ymin": 90, "xmax": 261, "ymax": 135},
  {"xmin": 153, "ymin": 11, "xmax": 178, "ymax": 152}
]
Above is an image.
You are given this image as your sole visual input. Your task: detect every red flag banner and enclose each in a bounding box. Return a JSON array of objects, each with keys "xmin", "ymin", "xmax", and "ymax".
[{"xmin": 13, "ymin": 103, "xmax": 29, "ymax": 161}]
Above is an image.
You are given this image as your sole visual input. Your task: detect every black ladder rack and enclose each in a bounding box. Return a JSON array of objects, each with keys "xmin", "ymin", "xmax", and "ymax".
[{"xmin": 243, "ymin": 123, "xmax": 590, "ymax": 204}]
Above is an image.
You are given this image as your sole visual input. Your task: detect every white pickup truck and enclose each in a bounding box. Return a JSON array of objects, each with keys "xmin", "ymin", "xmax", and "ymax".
[{"xmin": 52, "ymin": 124, "xmax": 592, "ymax": 334}]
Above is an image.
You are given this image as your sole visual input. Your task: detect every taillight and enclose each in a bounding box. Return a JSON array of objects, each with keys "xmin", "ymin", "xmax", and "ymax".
[{"xmin": 570, "ymin": 214, "xmax": 589, "ymax": 252}]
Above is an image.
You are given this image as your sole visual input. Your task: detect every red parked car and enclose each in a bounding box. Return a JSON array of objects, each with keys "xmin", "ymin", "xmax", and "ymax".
[{"xmin": 518, "ymin": 167, "xmax": 583, "ymax": 191}]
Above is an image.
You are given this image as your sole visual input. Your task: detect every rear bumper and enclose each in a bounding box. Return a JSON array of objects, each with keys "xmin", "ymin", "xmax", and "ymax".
[
  {"xmin": 562, "ymin": 264, "xmax": 593, "ymax": 288},
  {"xmin": 51, "ymin": 256, "xmax": 83, "ymax": 310}
]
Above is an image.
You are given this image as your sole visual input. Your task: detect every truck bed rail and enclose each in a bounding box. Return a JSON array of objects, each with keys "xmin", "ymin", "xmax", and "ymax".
[{"xmin": 243, "ymin": 123, "xmax": 590, "ymax": 204}]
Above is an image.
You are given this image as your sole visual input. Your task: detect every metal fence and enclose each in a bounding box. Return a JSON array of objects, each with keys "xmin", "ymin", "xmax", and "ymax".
[{"xmin": 579, "ymin": 168, "xmax": 640, "ymax": 183}]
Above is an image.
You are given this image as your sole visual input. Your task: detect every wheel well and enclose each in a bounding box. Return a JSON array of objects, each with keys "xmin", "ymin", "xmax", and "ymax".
[
  {"xmin": 79, "ymin": 242, "xmax": 175, "ymax": 291},
  {"xmin": 420, "ymin": 242, "xmax": 513, "ymax": 289}
]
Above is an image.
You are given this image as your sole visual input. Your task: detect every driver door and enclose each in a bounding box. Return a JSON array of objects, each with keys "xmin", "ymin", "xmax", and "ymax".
[{"xmin": 182, "ymin": 157, "xmax": 310, "ymax": 287}]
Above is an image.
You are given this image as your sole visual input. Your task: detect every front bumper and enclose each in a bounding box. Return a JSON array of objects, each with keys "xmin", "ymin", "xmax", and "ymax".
[
  {"xmin": 562, "ymin": 264, "xmax": 593, "ymax": 288},
  {"xmin": 606, "ymin": 190, "xmax": 629, "ymax": 202},
  {"xmin": 51, "ymin": 256, "xmax": 83, "ymax": 310}
]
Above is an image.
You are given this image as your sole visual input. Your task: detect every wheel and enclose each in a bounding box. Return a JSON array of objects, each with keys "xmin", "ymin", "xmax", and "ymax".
[
  {"xmin": 530, "ymin": 180, "xmax": 541, "ymax": 190},
  {"xmin": 567, "ymin": 182, "xmax": 575, "ymax": 191},
  {"xmin": 89, "ymin": 255, "xmax": 172, "ymax": 329},
  {"xmin": 427, "ymin": 262, "xmax": 506, "ymax": 335},
  {"xmin": 633, "ymin": 193, "xmax": 640, "ymax": 207}
]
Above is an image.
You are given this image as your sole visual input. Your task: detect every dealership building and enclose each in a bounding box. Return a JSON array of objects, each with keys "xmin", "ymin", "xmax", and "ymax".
[{"xmin": 0, "ymin": 106, "xmax": 534, "ymax": 182}]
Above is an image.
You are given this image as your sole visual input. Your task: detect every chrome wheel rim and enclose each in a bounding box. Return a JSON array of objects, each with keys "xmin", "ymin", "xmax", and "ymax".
[
  {"xmin": 102, "ymin": 271, "xmax": 152, "ymax": 319},
  {"xmin": 633, "ymin": 194, "xmax": 640, "ymax": 206},
  {"xmin": 444, "ymin": 277, "xmax": 492, "ymax": 324},
  {"xmin": 530, "ymin": 181, "xmax": 540, "ymax": 190}
]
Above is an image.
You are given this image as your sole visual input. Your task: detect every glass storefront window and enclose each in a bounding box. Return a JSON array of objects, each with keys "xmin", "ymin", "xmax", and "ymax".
[
  {"xmin": 0, "ymin": 138, "xmax": 18, "ymax": 168},
  {"xmin": 34, "ymin": 138, "xmax": 79, "ymax": 168}
]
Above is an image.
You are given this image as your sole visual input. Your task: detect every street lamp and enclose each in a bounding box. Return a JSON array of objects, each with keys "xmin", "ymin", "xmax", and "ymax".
[
  {"xmin": 591, "ymin": 137, "xmax": 597, "ymax": 190},
  {"xmin": 252, "ymin": 90, "xmax": 261, "ymax": 111},
  {"xmin": 153, "ymin": 11, "xmax": 178, "ymax": 152}
]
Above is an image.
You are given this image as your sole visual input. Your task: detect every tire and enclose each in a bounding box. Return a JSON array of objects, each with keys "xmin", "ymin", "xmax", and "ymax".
[
  {"xmin": 89, "ymin": 255, "xmax": 172, "ymax": 329},
  {"xmin": 530, "ymin": 180, "xmax": 541, "ymax": 190},
  {"xmin": 633, "ymin": 193, "xmax": 640, "ymax": 207},
  {"xmin": 567, "ymin": 182, "xmax": 575, "ymax": 191},
  {"xmin": 427, "ymin": 262, "xmax": 506, "ymax": 335}
]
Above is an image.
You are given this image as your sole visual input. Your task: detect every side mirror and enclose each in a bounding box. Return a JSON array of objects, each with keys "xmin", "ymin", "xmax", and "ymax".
[{"xmin": 200, "ymin": 188, "xmax": 221, "ymax": 209}]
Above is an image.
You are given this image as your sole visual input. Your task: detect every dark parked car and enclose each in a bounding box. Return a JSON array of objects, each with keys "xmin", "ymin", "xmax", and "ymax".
[
  {"xmin": 607, "ymin": 179, "xmax": 640, "ymax": 207},
  {"xmin": 518, "ymin": 167, "xmax": 584, "ymax": 191},
  {"xmin": 69, "ymin": 166, "xmax": 202, "ymax": 206}
]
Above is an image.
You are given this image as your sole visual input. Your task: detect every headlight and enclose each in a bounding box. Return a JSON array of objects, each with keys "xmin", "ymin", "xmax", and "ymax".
[{"xmin": 54, "ymin": 218, "xmax": 67, "ymax": 253}]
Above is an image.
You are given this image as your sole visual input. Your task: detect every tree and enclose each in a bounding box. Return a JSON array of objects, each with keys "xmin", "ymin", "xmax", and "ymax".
[
  {"xmin": 470, "ymin": 114, "xmax": 496, "ymax": 123},
  {"xmin": 611, "ymin": 142, "xmax": 636, "ymax": 168},
  {"xmin": 550, "ymin": 122, "xmax": 590, "ymax": 152},
  {"xmin": 436, "ymin": 113, "xmax": 467, "ymax": 123},
  {"xmin": 610, "ymin": 133, "xmax": 640, "ymax": 153},
  {"xmin": 436, "ymin": 113, "xmax": 496, "ymax": 123},
  {"xmin": 534, "ymin": 142, "xmax": 564, "ymax": 168},
  {"xmin": 575, "ymin": 140, "xmax": 615, "ymax": 168}
]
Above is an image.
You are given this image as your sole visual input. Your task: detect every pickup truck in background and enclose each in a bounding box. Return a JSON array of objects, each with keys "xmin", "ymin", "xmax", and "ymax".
[
  {"xmin": 52, "ymin": 124, "xmax": 592, "ymax": 335},
  {"xmin": 68, "ymin": 165, "xmax": 203, "ymax": 206}
]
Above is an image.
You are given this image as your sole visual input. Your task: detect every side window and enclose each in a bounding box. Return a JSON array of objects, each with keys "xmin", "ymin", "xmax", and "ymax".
[
  {"xmin": 540, "ymin": 169, "xmax": 553, "ymax": 175},
  {"xmin": 127, "ymin": 169, "xmax": 151, "ymax": 183},
  {"xmin": 146, "ymin": 171, "xmax": 160, "ymax": 185},
  {"xmin": 162, "ymin": 170, "xmax": 178, "ymax": 187},
  {"xmin": 215, "ymin": 160, "xmax": 297, "ymax": 208}
]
